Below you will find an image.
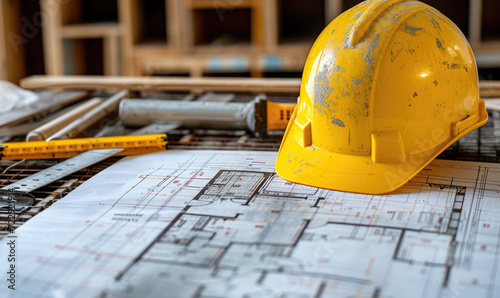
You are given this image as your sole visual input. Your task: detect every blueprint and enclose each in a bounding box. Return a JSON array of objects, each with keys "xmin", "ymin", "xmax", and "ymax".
[{"xmin": 1, "ymin": 150, "xmax": 500, "ymax": 298}]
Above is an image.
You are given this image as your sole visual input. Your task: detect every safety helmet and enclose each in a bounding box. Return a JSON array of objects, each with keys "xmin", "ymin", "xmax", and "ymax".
[{"xmin": 276, "ymin": 0, "xmax": 488, "ymax": 194}]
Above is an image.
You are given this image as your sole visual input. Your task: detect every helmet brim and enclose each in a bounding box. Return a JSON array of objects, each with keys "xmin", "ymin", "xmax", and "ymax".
[{"xmin": 276, "ymin": 100, "xmax": 488, "ymax": 195}]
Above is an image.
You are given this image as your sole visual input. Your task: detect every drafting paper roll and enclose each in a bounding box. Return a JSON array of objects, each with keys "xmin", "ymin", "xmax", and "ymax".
[{"xmin": 26, "ymin": 98, "xmax": 103, "ymax": 141}]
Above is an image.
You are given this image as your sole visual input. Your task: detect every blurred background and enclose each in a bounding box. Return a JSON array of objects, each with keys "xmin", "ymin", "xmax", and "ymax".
[{"xmin": 1, "ymin": 0, "xmax": 499, "ymax": 84}]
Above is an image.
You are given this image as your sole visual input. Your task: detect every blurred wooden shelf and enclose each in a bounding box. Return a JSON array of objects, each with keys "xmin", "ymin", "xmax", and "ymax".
[
  {"xmin": 0, "ymin": 0, "xmax": 8, "ymax": 81},
  {"xmin": 473, "ymin": 46, "xmax": 500, "ymax": 68},
  {"xmin": 0, "ymin": 0, "xmax": 26, "ymax": 83},
  {"xmin": 38, "ymin": 0, "xmax": 500, "ymax": 78},
  {"xmin": 61, "ymin": 23, "xmax": 121, "ymax": 39},
  {"xmin": 189, "ymin": 0, "xmax": 255, "ymax": 9}
]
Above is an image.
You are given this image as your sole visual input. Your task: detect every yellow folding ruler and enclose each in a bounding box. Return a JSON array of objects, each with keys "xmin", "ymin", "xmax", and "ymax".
[{"xmin": 0, "ymin": 134, "xmax": 168, "ymax": 160}]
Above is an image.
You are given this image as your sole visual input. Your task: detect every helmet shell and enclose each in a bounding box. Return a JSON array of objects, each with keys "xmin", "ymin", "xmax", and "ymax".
[{"xmin": 276, "ymin": 0, "xmax": 488, "ymax": 194}]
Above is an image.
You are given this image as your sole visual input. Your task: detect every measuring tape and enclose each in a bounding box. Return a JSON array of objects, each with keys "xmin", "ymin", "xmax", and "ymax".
[{"xmin": 0, "ymin": 134, "xmax": 168, "ymax": 160}]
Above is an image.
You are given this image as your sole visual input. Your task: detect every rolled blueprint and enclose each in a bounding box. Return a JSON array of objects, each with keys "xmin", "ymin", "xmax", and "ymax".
[
  {"xmin": 47, "ymin": 90, "xmax": 128, "ymax": 140},
  {"xmin": 26, "ymin": 98, "xmax": 103, "ymax": 141}
]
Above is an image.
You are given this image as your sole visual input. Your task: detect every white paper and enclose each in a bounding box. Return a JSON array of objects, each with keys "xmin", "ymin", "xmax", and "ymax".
[
  {"xmin": 1, "ymin": 150, "xmax": 500, "ymax": 297},
  {"xmin": 0, "ymin": 81, "xmax": 39, "ymax": 115}
]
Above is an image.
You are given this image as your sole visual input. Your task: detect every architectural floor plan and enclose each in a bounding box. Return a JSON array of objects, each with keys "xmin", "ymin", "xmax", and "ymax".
[{"xmin": 1, "ymin": 150, "xmax": 500, "ymax": 297}]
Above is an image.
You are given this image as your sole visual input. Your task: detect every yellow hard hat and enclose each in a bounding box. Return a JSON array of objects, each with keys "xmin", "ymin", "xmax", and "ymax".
[{"xmin": 276, "ymin": 0, "xmax": 488, "ymax": 194}]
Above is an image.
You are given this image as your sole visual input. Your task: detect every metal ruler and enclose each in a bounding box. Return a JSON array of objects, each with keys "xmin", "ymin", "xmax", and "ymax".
[{"xmin": 0, "ymin": 148, "xmax": 124, "ymax": 193}]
